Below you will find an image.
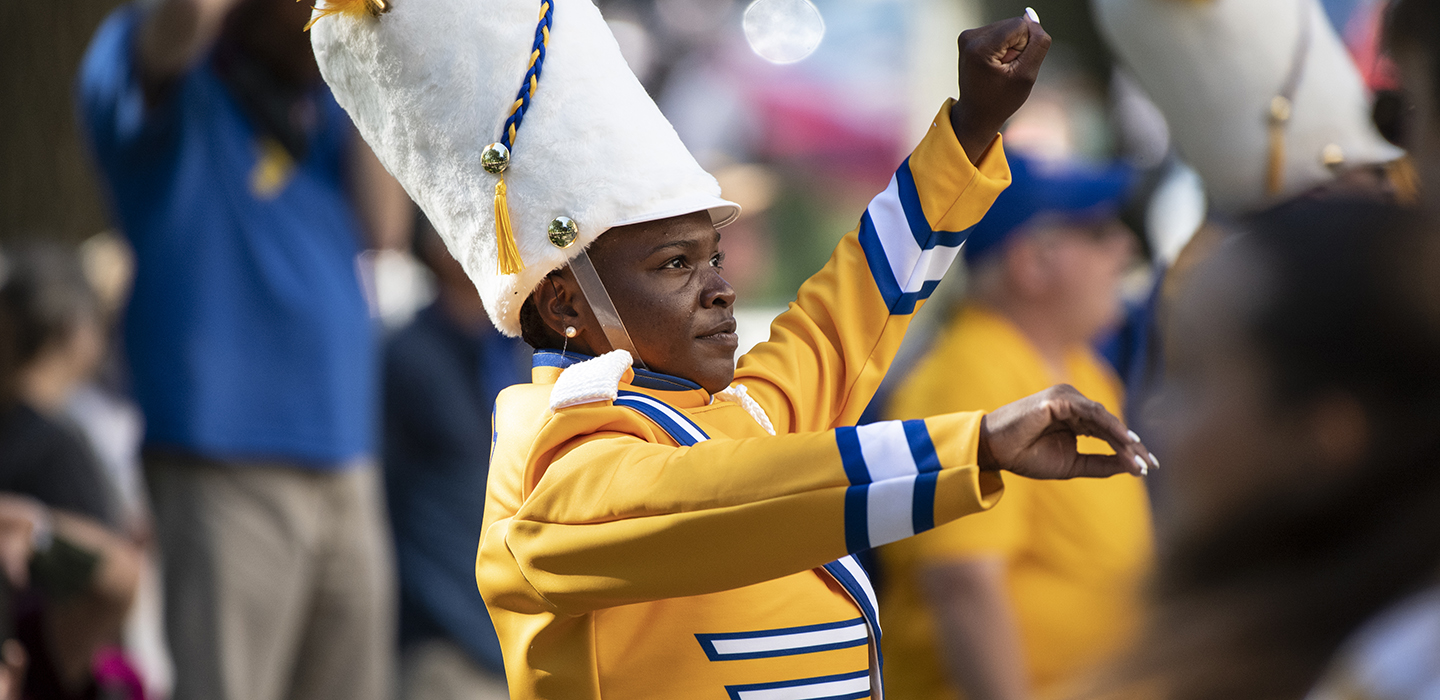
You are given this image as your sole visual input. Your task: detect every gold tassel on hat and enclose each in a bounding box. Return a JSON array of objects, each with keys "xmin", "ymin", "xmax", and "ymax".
[
  {"xmin": 483, "ymin": 142, "xmax": 523, "ymax": 275},
  {"xmin": 493, "ymin": 178, "xmax": 524, "ymax": 275},
  {"xmin": 1266, "ymin": 95, "xmax": 1291, "ymax": 197},
  {"xmin": 480, "ymin": 0, "xmax": 555, "ymax": 276}
]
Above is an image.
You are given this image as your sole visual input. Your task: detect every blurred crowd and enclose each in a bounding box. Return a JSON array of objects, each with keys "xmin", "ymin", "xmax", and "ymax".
[{"xmin": 2, "ymin": 0, "xmax": 1440, "ymax": 699}]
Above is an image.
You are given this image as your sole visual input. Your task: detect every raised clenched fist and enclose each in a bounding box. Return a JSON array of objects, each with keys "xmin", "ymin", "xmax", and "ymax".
[{"xmin": 950, "ymin": 13, "xmax": 1052, "ymax": 164}]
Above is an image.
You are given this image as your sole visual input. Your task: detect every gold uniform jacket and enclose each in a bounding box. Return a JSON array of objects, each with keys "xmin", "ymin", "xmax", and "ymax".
[{"xmin": 478, "ymin": 101, "xmax": 1012, "ymax": 700}]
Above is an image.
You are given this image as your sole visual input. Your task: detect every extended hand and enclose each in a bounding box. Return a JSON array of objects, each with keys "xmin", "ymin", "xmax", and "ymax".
[
  {"xmin": 950, "ymin": 12, "xmax": 1051, "ymax": 164},
  {"xmin": 978, "ymin": 385, "xmax": 1156, "ymax": 479}
]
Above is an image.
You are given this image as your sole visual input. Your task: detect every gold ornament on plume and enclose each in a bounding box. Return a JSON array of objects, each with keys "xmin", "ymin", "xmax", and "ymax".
[{"xmin": 301, "ymin": 0, "xmax": 390, "ymax": 32}]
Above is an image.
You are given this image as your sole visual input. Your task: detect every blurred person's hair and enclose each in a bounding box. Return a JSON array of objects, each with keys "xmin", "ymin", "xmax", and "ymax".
[
  {"xmin": 1093, "ymin": 199, "xmax": 1440, "ymax": 700},
  {"xmin": 0, "ymin": 244, "xmax": 102, "ymax": 404},
  {"xmin": 1387, "ymin": 0, "xmax": 1440, "ymax": 117}
]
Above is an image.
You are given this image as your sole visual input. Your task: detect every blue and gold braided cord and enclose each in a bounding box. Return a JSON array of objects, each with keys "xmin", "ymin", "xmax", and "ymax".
[
  {"xmin": 501, "ymin": 0, "xmax": 554, "ymax": 152},
  {"xmin": 492, "ymin": 0, "xmax": 554, "ymax": 276}
]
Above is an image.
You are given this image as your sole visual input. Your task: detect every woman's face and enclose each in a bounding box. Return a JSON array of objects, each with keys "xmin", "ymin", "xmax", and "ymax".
[
  {"xmin": 1151, "ymin": 250, "xmax": 1314, "ymax": 536},
  {"xmin": 1026, "ymin": 218, "xmax": 1136, "ymax": 342},
  {"xmin": 581, "ymin": 211, "xmax": 739, "ymax": 393}
]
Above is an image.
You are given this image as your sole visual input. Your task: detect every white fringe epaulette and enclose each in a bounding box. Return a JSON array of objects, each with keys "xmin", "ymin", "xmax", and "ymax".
[
  {"xmin": 714, "ymin": 383, "xmax": 776, "ymax": 436},
  {"xmin": 549, "ymin": 350, "xmax": 634, "ymax": 412}
]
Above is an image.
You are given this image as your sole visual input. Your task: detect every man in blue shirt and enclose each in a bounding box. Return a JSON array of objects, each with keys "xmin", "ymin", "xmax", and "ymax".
[
  {"xmin": 76, "ymin": 0, "xmax": 410, "ymax": 698},
  {"xmin": 383, "ymin": 219, "xmax": 529, "ymax": 700}
]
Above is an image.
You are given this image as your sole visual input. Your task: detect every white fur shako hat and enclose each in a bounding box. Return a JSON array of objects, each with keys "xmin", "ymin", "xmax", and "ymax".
[
  {"xmin": 1094, "ymin": 0, "xmax": 1402, "ymax": 214},
  {"xmin": 309, "ymin": 0, "xmax": 739, "ymax": 336}
]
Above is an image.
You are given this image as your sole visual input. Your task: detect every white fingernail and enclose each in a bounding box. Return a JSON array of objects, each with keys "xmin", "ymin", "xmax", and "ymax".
[
  {"xmin": 1025, "ymin": 7, "xmax": 1040, "ymax": 23},
  {"xmin": 1127, "ymin": 430, "xmax": 1141, "ymax": 444},
  {"xmin": 1133, "ymin": 455, "xmax": 1147, "ymax": 472},
  {"xmin": 1149, "ymin": 453, "xmax": 1160, "ymax": 469}
]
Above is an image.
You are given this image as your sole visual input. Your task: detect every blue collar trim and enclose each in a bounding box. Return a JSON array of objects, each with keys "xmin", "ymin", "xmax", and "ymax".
[
  {"xmin": 532, "ymin": 349, "xmax": 585, "ymax": 369},
  {"xmin": 531, "ymin": 350, "xmax": 705, "ymax": 392},
  {"xmin": 631, "ymin": 369, "xmax": 705, "ymax": 392}
]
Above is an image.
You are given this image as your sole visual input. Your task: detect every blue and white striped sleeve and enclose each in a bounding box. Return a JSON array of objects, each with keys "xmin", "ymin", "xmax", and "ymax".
[
  {"xmin": 836, "ymin": 420, "xmax": 947, "ymax": 552},
  {"xmin": 858, "ymin": 159, "xmax": 974, "ymax": 315}
]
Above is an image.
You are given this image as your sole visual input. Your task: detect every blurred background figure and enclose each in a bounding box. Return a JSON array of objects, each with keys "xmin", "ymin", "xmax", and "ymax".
[
  {"xmin": 0, "ymin": 245, "xmax": 144, "ymax": 699},
  {"xmin": 877, "ymin": 155, "xmax": 1152, "ymax": 700},
  {"xmin": 1094, "ymin": 199, "xmax": 1440, "ymax": 700},
  {"xmin": 382, "ymin": 218, "xmax": 529, "ymax": 700},
  {"xmin": 1092, "ymin": 0, "xmax": 1407, "ymax": 215},
  {"xmin": 64, "ymin": 232, "xmax": 147, "ymax": 540},
  {"xmin": 0, "ymin": 247, "xmax": 114, "ymax": 529},
  {"xmin": 1084, "ymin": 0, "xmax": 1412, "ymax": 495},
  {"xmin": 74, "ymin": 0, "xmax": 411, "ymax": 698}
]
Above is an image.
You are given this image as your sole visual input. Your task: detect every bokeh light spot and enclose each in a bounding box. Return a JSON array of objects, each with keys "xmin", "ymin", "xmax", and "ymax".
[{"xmin": 743, "ymin": 0, "xmax": 825, "ymax": 64}]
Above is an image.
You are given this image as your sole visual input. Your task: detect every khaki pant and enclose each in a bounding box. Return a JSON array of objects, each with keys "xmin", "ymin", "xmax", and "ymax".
[
  {"xmin": 147, "ymin": 456, "xmax": 396, "ymax": 700},
  {"xmin": 401, "ymin": 639, "xmax": 509, "ymax": 700}
]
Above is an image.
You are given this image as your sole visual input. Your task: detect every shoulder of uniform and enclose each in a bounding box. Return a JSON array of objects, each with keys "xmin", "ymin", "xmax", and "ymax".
[
  {"xmin": 714, "ymin": 383, "xmax": 776, "ymax": 436},
  {"xmin": 549, "ymin": 350, "xmax": 634, "ymax": 411},
  {"xmin": 495, "ymin": 381, "xmax": 552, "ymax": 411}
]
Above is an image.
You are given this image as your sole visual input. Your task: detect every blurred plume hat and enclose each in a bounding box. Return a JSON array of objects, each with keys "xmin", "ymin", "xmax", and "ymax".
[
  {"xmin": 1093, "ymin": 0, "xmax": 1402, "ymax": 214},
  {"xmin": 309, "ymin": 0, "xmax": 739, "ymax": 336},
  {"xmin": 964, "ymin": 154, "xmax": 1133, "ymax": 263}
]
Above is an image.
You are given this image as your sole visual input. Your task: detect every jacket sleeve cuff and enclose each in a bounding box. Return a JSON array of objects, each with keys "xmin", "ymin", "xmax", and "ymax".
[
  {"xmin": 833, "ymin": 412, "xmax": 1003, "ymax": 553},
  {"xmin": 907, "ymin": 98, "xmax": 1013, "ymax": 233}
]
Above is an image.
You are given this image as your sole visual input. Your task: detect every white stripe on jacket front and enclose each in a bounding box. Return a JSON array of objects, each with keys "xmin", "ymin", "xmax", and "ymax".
[
  {"xmin": 697, "ymin": 618, "xmax": 868, "ymax": 661},
  {"xmin": 725, "ymin": 669, "xmax": 871, "ymax": 700}
]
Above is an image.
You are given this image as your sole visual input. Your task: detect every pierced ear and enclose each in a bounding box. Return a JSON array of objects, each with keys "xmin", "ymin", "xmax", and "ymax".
[
  {"xmin": 534, "ymin": 270, "xmax": 602, "ymax": 355},
  {"xmin": 534, "ymin": 273, "xmax": 580, "ymax": 337}
]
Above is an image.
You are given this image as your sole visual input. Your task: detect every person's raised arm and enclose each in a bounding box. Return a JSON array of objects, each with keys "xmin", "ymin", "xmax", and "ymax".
[
  {"xmin": 136, "ymin": 0, "xmax": 247, "ymax": 99},
  {"xmin": 735, "ymin": 14, "xmax": 1050, "ymax": 434}
]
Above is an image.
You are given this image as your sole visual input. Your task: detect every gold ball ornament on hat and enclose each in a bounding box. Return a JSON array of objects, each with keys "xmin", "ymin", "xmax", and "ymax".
[
  {"xmin": 1321, "ymin": 143, "xmax": 1346, "ymax": 169},
  {"xmin": 481, "ymin": 143, "xmax": 511, "ymax": 174},
  {"xmin": 548, "ymin": 216, "xmax": 579, "ymax": 249}
]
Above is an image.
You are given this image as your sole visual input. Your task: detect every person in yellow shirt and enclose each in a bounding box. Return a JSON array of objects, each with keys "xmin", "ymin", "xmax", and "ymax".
[
  {"xmin": 879, "ymin": 154, "xmax": 1154, "ymax": 700},
  {"xmin": 307, "ymin": 3, "xmax": 1158, "ymax": 698}
]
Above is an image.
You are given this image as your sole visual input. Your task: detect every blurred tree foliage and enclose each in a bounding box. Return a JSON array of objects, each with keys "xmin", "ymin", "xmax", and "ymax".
[{"xmin": 1, "ymin": 1, "xmax": 126, "ymax": 245}]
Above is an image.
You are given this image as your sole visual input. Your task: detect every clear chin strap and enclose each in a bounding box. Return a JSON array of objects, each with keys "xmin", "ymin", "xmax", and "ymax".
[{"xmin": 568, "ymin": 248, "xmax": 646, "ymax": 369}]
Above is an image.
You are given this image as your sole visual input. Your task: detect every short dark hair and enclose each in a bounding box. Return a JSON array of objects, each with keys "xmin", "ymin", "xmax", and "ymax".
[
  {"xmin": 0, "ymin": 245, "xmax": 99, "ymax": 370},
  {"xmin": 0, "ymin": 244, "xmax": 100, "ymax": 407}
]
